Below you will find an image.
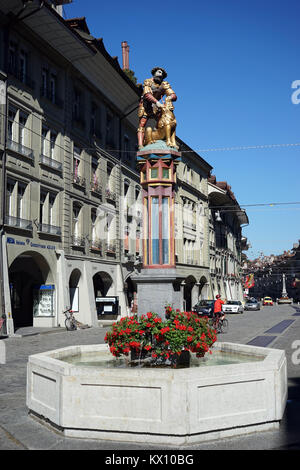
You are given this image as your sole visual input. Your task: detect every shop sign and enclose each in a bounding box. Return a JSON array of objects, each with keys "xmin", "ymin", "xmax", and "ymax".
[
  {"xmin": 33, "ymin": 285, "xmax": 55, "ymax": 317},
  {"xmin": 6, "ymin": 237, "xmax": 55, "ymax": 250}
]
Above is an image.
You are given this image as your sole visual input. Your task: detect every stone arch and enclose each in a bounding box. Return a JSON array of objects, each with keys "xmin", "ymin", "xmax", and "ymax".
[
  {"xmin": 93, "ymin": 271, "xmax": 114, "ymax": 297},
  {"xmin": 93, "ymin": 271, "xmax": 115, "ymax": 317},
  {"xmin": 69, "ymin": 268, "xmax": 82, "ymax": 311},
  {"xmin": 183, "ymin": 275, "xmax": 197, "ymax": 311},
  {"xmin": 199, "ymin": 275, "xmax": 209, "ymax": 300},
  {"xmin": 124, "ymin": 274, "xmax": 137, "ymax": 312},
  {"xmin": 9, "ymin": 251, "xmax": 54, "ymax": 329}
]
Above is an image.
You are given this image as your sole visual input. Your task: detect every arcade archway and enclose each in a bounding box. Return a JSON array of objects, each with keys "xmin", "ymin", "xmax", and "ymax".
[
  {"xmin": 183, "ymin": 275, "xmax": 197, "ymax": 311},
  {"xmin": 9, "ymin": 251, "xmax": 53, "ymax": 329}
]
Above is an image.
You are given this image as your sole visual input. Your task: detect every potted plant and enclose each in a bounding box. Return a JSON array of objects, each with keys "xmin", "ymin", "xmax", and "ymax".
[{"xmin": 104, "ymin": 308, "xmax": 217, "ymax": 368}]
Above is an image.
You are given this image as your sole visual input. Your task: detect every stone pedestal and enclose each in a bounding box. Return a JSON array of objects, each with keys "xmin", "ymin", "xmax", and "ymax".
[{"xmin": 132, "ymin": 269, "xmax": 182, "ymax": 319}]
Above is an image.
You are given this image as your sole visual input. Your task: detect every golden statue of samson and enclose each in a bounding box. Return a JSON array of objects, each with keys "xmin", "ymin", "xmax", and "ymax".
[{"xmin": 137, "ymin": 67, "xmax": 178, "ymax": 149}]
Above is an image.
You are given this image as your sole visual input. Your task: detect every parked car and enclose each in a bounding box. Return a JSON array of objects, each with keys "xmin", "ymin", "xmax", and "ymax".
[
  {"xmin": 222, "ymin": 300, "xmax": 244, "ymax": 314},
  {"xmin": 244, "ymin": 298, "xmax": 261, "ymax": 311},
  {"xmin": 263, "ymin": 296, "xmax": 273, "ymax": 306},
  {"xmin": 192, "ymin": 300, "xmax": 215, "ymax": 318},
  {"xmin": 277, "ymin": 297, "xmax": 293, "ymax": 305}
]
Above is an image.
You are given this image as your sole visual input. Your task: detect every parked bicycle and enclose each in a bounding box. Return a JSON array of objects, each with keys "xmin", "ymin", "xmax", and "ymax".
[
  {"xmin": 210, "ymin": 313, "xmax": 228, "ymax": 334},
  {"xmin": 63, "ymin": 307, "xmax": 91, "ymax": 331},
  {"xmin": 63, "ymin": 307, "xmax": 77, "ymax": 331}
]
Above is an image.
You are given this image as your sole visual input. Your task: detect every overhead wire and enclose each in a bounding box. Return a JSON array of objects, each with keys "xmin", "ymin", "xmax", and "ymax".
[{"xmin": 2, "ymin": 108, "xmax": 300, "ymax": 210}]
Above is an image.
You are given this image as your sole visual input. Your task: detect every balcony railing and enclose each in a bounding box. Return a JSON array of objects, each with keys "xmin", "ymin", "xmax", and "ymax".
[
  {"xmin": 39, "ymin": 154, "xmax": 62, "ymax": 172},
  {"xmin": 90, "ymin": 239, "xmax": 102, "ymax": 252},
  {"xmin": 90, "ymin": 181, "xmax": 102, "ymax": 197},
  {"xmin": 71, "ymin": 235, "xmax": 85, "ymax": 247},
  {"xmin": 73, "ymin": 174, "xmax": 86, "ymax": 187},
  {"xmin": 4, "ymin": 215, "xmax": 32, "ymax": 231},
  {"xmin": 7, "ymin": 139, "xmax": 34, "ymax": 160},
  {"xmin": 40, "ymin": 87, "xmax": 64, "ymax": 108},
  {"xmin": 105, "ymin": 187, "xmax": 116, "ymax": 202},
  {"xmin": 8, "ymin": 64, "xmax": 35, "ymax": 89},
  {"xmin": 105, "ymin": 242, "xmax": 116, "ymax": 255},
  {"xmin": 38, "ymin": 223, "xmax": 61, "ymax": 236},
  {"xmin": 183, "ymin": 221, "xmax": 196, "ymax": 231}
]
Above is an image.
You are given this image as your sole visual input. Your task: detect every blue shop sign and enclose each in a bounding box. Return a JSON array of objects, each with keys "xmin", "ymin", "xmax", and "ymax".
[
  {"xmin": 6, "ymin": 237, "xmax": 55, "ymax": 250},
  {"xmin": 33, "ymin": 285, "xmax": 55, "ymax": 290}
]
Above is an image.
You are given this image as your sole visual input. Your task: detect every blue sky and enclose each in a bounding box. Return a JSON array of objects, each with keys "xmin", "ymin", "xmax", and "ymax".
[{"xmin": 64, "ymin": 0, "xmax": 300, "ymax": 259}]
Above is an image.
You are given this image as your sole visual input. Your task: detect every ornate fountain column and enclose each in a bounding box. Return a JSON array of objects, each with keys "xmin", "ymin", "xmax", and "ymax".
[
  {"xmin": 132, "ymin": 66, "xmax": 182, "ymax": 318},
  {"xmin": 137, "ymin": 144, "xmax": 181, "ymax": 268},
  {"xmin": 133, "ymin": 143, "xmax": 181, "ymax": 318}
]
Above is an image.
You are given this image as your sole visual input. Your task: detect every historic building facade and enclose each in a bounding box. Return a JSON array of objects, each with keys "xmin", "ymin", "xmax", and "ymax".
[{"xmin": 0, "ymin": 0, "xmax": 248, "ymax": 334}]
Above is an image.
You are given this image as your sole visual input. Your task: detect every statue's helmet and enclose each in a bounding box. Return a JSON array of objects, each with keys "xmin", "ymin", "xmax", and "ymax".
[{"xmin": 151, "ymin": 67, "xmax": 167, "ymax": 79}]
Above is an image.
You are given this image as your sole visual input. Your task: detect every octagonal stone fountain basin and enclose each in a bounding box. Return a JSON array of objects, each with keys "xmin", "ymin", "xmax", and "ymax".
[{"xmin": 26, "ymin": 342, "xmax": 287, "ymax": 445}]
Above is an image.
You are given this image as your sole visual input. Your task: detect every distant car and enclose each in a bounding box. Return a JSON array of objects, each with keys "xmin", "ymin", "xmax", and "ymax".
[
  {"xmin": 193, "ymin": 300, "xmax": 215, "ymax": 318},
  {"xmin": 244, "ymin": 299, "xmax": 261, "ymax": 311},
  {"xmin": 263, "ymin": 296, "xmax": 273, "ymax": 306},
  {"xmin": 222, "ymin": 300, "xmax": 244, "ymax": 314},
  {"xmin": 277, "ymin": 297, "xmax": 293, "ymax": 305}
]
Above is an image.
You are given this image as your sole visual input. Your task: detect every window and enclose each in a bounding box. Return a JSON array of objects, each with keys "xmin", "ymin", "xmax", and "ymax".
[
  {"xmin": 91, "ymin": 157, "xmax": 98, "ymax": 184},
  {"xmin": 50, "ymin": 131, "xmax": 57, "ymax": 160},
  {"xmin": 8, "ymin": 41, "xmax": 17, "ymax": 73},
  {"xmin": 124, "ymin": 135, "xmax": 130, "ymax": 160},
  {"xmin": 73, "ymin": 146, "xmax": 83, "ymax": 183},
  {"xmin": 8, "ymin": 42, "xmax": 33, "ymax": 88},
  {"xmin": 50, "ymin": 74, "xmax": 56, "ymax": 104},
  {"xmin": 7, "ymin": 107, "xmax": 32, "ymax": 157},
  {"xmin": 19, "ymin": 49, "xmax": 28, "ymax": 84},
  {"xmin": 106, "ymin": 111, "xmax": 114, "ymax": 146},
  {"xmin": 6, "ymin": 179, "xmax": 16, "ymax": 217},
  {"xmin": 11, "ymin": 182, "xmax": 26, "ymax": 219},
  {"xmin": 73, "ymin": 89, "xmax": 81, "ymax": 120},
  {"xmin": 5, "ymin": 179, "xmax": 31, "ymax": 229},
  {"xmin": 151, "ymin": 197, "xmax": 159, "ymax": 264},
  {"xmin": 41, "ymin": 68, "xmax": 47, "ymax": 96},
  {"xmin": 8, "ymin": 107, "xmax": 17, "ymax": 142},
  {"xmin": 90, "ymin": 103, "xmax": 96, "ymax": 135},
  {"xmin": 39, "ymin": 190, "xmax": 58, "ymax": 228},
  {"xmin": 150, "ymin": 168, "xmax": 158, "ymax": 179},
  {"xmin": 19, "ymin": 111, "xmax": 28, "ymax": 147},
  {"xmin": 91, "ymin": 209, "xmax": 98, "ymax": 247},
  {"xmin": 72, "ymin": 202, "xmax": 83, "ymax": 246},
  {"xmin": 107, "ymin": 163, "xmax": 113, "ymax": 188},
  {"xmin": 162, "ymin": 167, "xmax": 170, "ymax": 179},
  {"xmin": 41, "ymin": 126, "xmax": 59, "ymax": 162}
]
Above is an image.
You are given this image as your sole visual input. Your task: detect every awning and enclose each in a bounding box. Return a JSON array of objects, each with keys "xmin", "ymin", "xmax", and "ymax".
[{"xmin": 0, "ymin": 0, "xmax": 95, "ymax": 63}]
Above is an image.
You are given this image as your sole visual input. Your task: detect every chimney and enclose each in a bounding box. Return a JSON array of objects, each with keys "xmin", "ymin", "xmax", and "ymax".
[{"xmin": 121, "ymin": 41, "xmax": 129, "ymax": 70}]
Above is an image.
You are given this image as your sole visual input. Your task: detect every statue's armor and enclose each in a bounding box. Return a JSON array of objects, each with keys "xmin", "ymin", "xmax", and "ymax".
[{"xmin": 138, "ymin": 79, "xmax": 177, "ymax": 119}]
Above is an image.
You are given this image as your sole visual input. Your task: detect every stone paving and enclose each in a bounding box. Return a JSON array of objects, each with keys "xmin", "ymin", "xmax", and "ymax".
[{"xmin": 1, "ymin": 304, "xmax": 300, "ymax": 450}]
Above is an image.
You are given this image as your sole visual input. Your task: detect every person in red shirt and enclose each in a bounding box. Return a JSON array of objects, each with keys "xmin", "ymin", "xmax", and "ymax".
[{"xmin": 214, "ymin": 295, "xmax": 225, "ymax": 320}]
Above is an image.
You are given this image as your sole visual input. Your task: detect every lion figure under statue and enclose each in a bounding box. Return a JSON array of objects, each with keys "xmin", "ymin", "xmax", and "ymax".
[{"xmin": 144, "ymin": 98, "xmax": 178, "ymax": 149}]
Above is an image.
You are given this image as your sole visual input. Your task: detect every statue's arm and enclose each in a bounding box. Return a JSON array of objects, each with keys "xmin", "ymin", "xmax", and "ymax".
[
  {"xmin": 142, "ymin": 79, "xmax": 158, "ymax": 104},
  {"xmin": 163, "ymin": 81, "xmax": 177, "ymax": 102}
]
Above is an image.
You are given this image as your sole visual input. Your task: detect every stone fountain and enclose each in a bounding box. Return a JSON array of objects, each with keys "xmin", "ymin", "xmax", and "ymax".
[{"xmin": 26, "ymin": 341, "xmax": 286, "ymax": 444}]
